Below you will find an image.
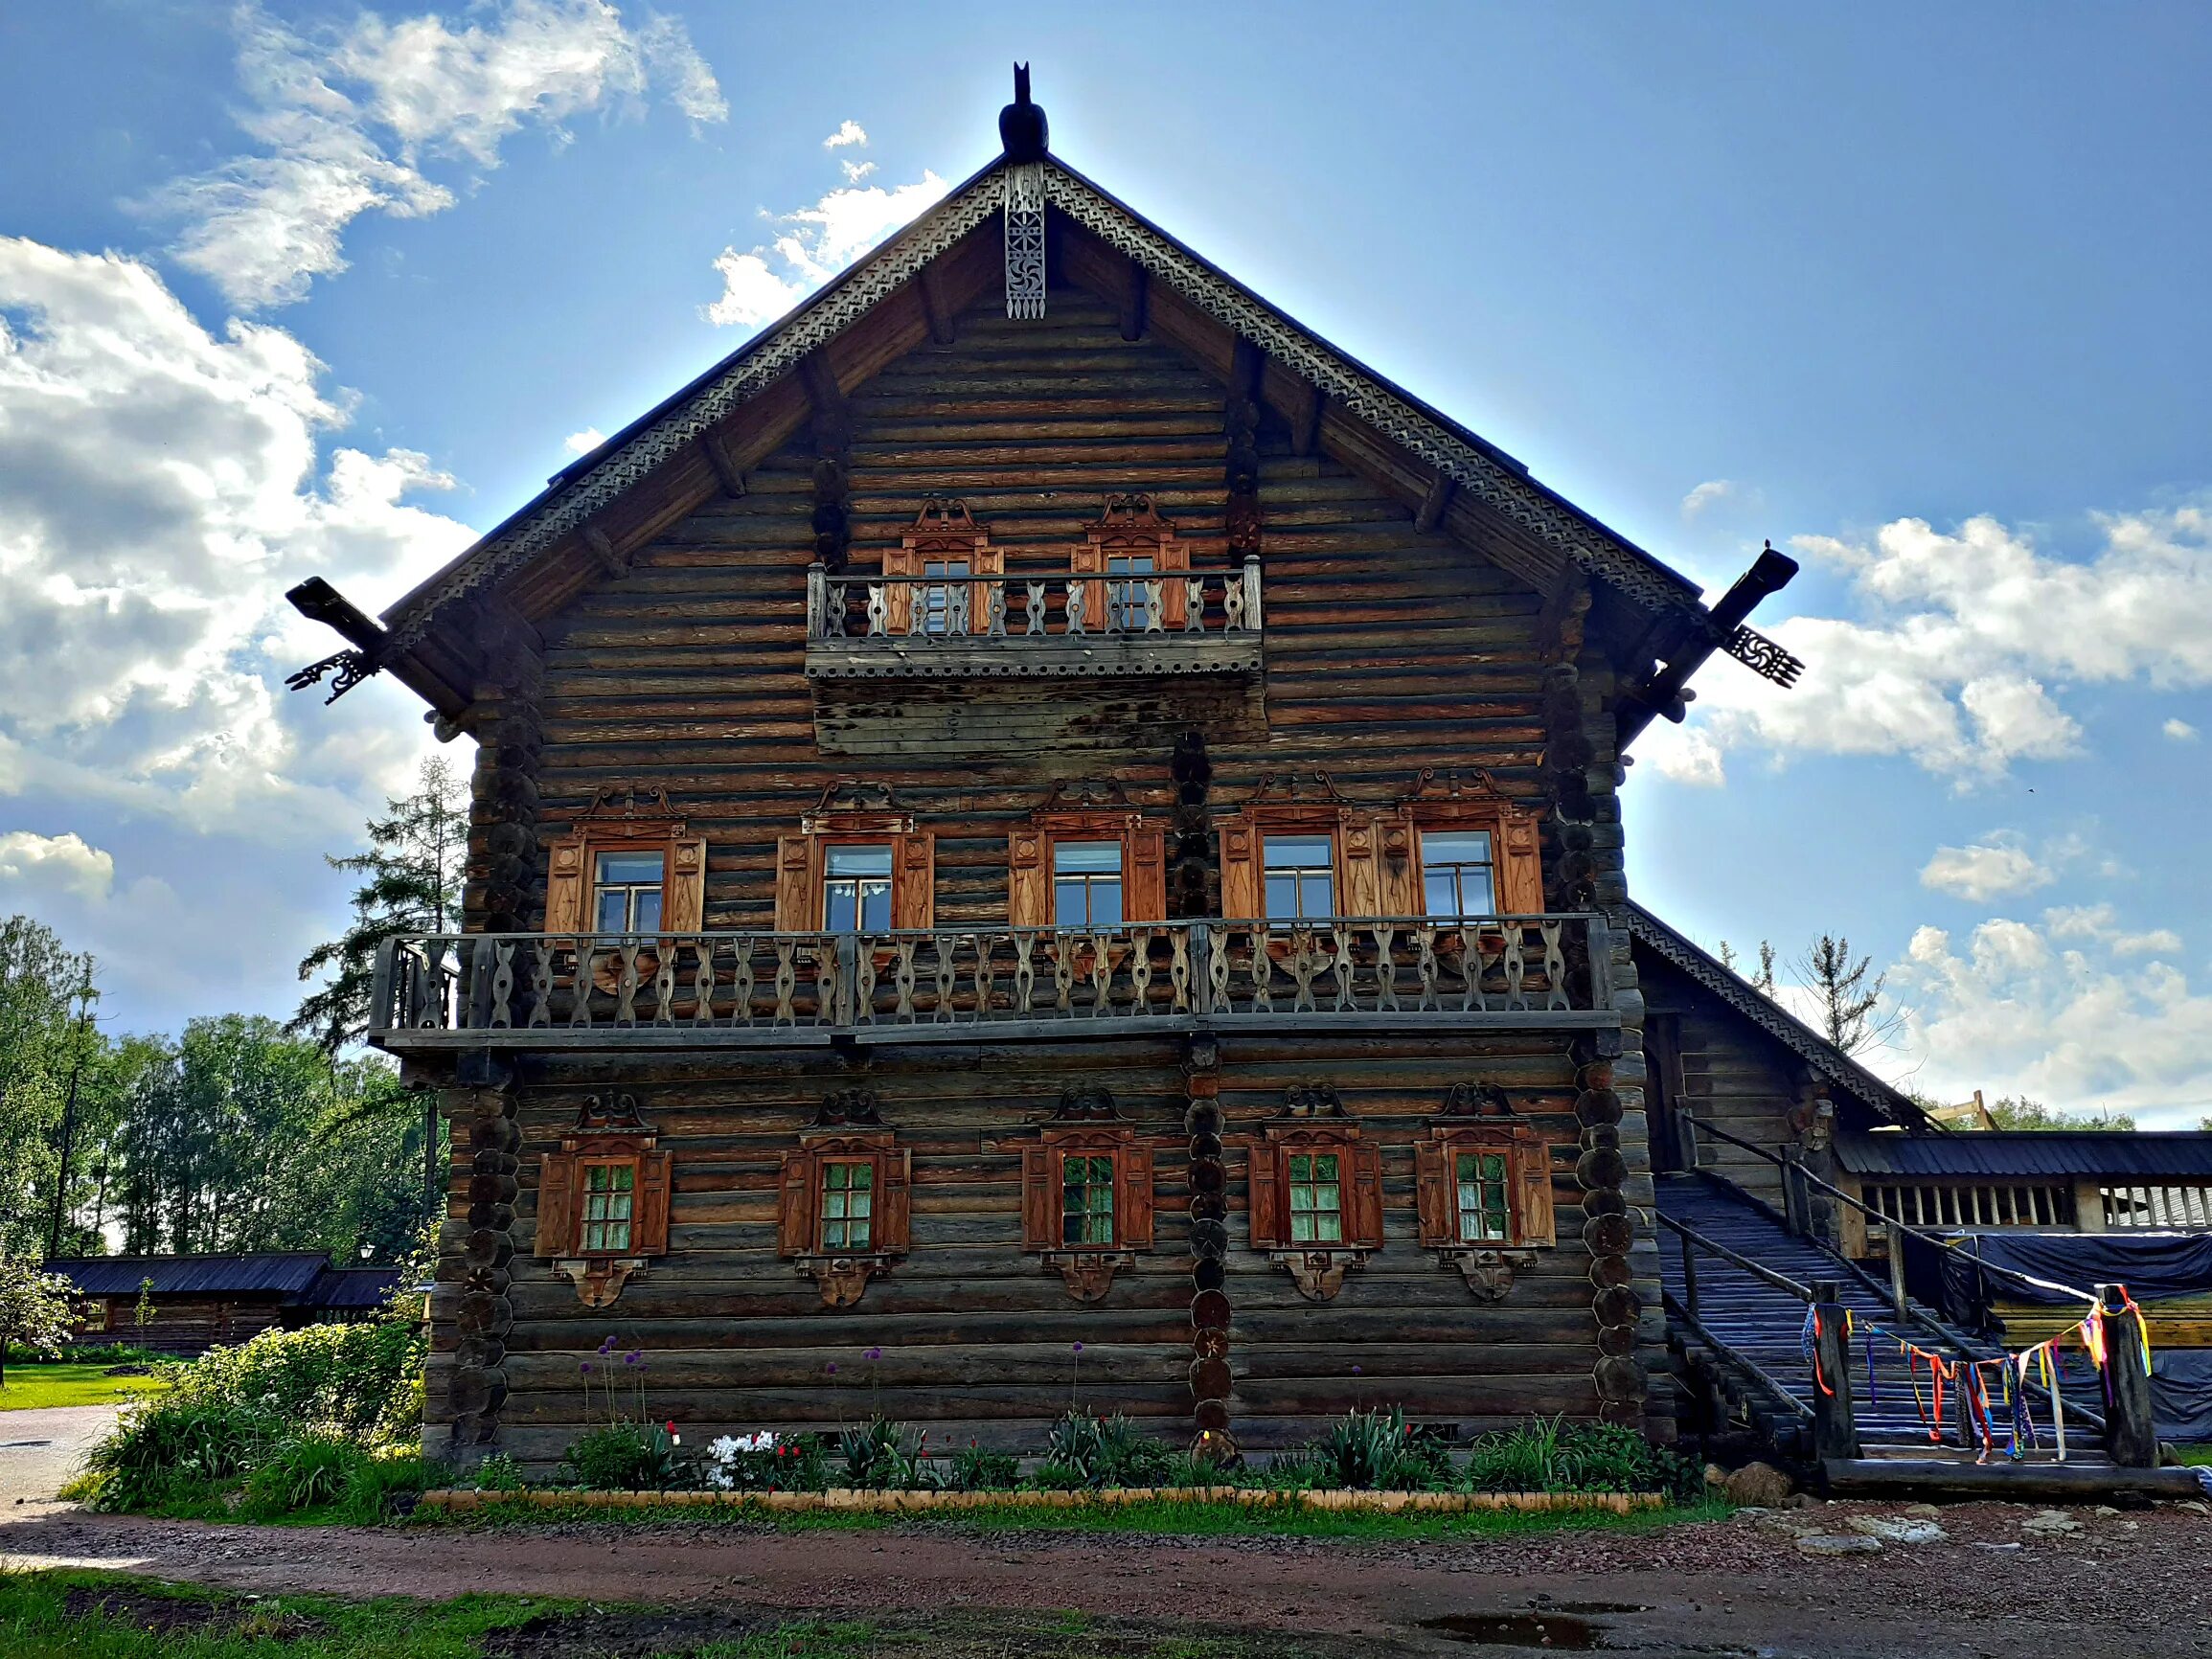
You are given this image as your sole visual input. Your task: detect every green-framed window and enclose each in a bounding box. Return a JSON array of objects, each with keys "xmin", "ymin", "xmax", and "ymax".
[
  {"xmin": 1287, "ymin": 1151, "xmax": 1344, "ymax": 1243},
  {"xmin": 820, "ymin": 1159, "xmax": 875, "ymax": 1251},
  {"xmin": 582, "ymin": 1161, "xmax": 635, "ymax": 1254}
]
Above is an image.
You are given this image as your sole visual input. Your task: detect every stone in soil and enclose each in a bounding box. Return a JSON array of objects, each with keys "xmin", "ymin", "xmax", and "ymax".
[
  {"xmin": 1794, "ymin": 1534, "xmax": 1884, "ymax": 1556},
  {"xmin": 1722, "ymin": 1462, "xmax": 1795, "ymax": 1507}
]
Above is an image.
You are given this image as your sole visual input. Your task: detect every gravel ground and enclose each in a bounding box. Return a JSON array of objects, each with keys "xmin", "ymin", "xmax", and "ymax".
[
  {"xmin": 5, "ymin": 1497, "xmax": 2211, "ymax": 1656},
  {"xmin": 0, "ymin": 1406, "xmax": 116, "ymax": 1511}
]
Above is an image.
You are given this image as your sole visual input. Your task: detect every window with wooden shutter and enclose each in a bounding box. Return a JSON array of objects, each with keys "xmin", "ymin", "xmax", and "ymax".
[
  {"xmin": 536, "ymin": 1100, "xmax": 670, "ymax": 1307},
  {"xmin": 1019, "ymin": 1125, "xmax": 1156, "ymax": 1301},
  {"xmin": 1413, "ymin": 1123, "xmax": 1558, "ymax": 1251},
  {"xmin": 542, "ymin": 785, "xmax": 704, "ymax": 937},
  {"xmin": 884, "ymin": 498, "xmax": 1000, "ymax": 635},
  {"xmin": 781, "ymin": 1128, "xmax": 907, "ymax": 1307},
  {"xmin": 781, "ymin": 792, "xmax": 935, "ymax": 933},
  {"xmin": 1218, "ymin": 794, "xmax": 1371, "ymax": 922},
  {"xmin": 1081, "ymin": 493, "xmax": 1190, "ymax": 629},
  {"xmin": 1247, "ymin": 1127, "xmax": 1383, "ymax": 1252},
  {"xmin": 1399, "ymin": 772, "xmax": 1548, "ymax": 919},
  {"xmin": 1008, "ymin": 807, "xmax": 1169, "ymax": 928},
  {"xmin": 535, "ymin": 1150, "xmax": 579, "ymax": 1257}
]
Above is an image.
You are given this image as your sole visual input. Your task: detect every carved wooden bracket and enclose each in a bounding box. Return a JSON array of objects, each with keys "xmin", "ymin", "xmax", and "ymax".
[
  {"xmin": 793, "ymin": 1253, "xmax": 895, "ymax": 1308},
  {"xmin": 1269, "ymin": 1246, "xmax": 1371, "ymax": 1302},
  {"xmin": 551, "ymin": 1258, "xmax": 646, "ymax": 1307},
  {"xmin": 1041, "ymin": 1249, "xmax": 1135, "ymax": 1302},
  {"xmin": 1440, "ymin": 1246, "xmax": 1539, "ymax": 1303}
]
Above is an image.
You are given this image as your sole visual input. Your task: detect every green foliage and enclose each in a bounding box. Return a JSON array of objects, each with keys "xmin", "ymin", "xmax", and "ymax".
[
  {"xmin": 340, "ymin": 1451, "xmax": 440, "ymax": 1523},
  {"xmin": 0, "ymin": 1255, "xmax": 77, "ymax": 1385},
  {"xmin": 1461, "ymin": 1417, "xmax": 1699, "ymax": 1498},
  {"xmin": 1310, "ymin": 1406, "xmax": 1450, "ymax": 1490},
  {"xmin": 559, "ymin": 1420, "xmax": 694, "ymax": 1491},
  {"xmin": 175, "ymin": 1319, "xmax": 423, "ymax": 1441},
  {"xmin": 946, "ymin": 1443, "xmax": 1019, "ymax": 1492},
  {"xmin": 474, "ymin": 1451, "xmax": 528, "ymax": 1492},
  {"xmin": 78, "ymin": 1395, "xmax": 265, "ymax": 1511},
  {"xmin": 238, "ymin": 1432, "xmax": 371, "ymax": 1518},
  {"xmin": 838, "ymin": 1416, "xmax": 938, "ymax": 1489},
  {"xmin": 1040, "ymin": 1411, "xmax": 1177, "ymax": 1489},
  {"xmin": 1987, "ymin": 1094, "xmax": 2137, "ymax": 1132}
]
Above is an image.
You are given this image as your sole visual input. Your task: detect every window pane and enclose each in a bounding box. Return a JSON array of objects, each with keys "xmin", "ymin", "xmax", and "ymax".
[
  {"xmin": 1425, "ymin": 832, "xmax": 1493, "ymax": 866},
  {"xmin": 827, "ymin": 846, "xmax": 894, "ymax": 878},
  {"xmin": 857, "ymin": 881, "xmax": 892, "ymax": 932},
  {"xmin": 1088, "ymin": 880, "xmax": 1122, "ymax": 927},
  {"xmin": 1299, "ymin": 872, "xmax": 1335, "ymax": 918},
  {"xmin": 1106, "ymin": 556, "xmax": 1155, "ymax": 575},
  {"xmin": 597, "ymin": 852, "xmax": 665, "ymax": 885},
  {"xmin": 633, "ymin": 890, "xmax": 663, "ymax": 932},
  {"xmin": 1269, "ymin": 836, "xmax": 1333, "ymax": 868},
  {"xmin": 1055, "ymin": 841, "xmax": 1121, "ymax": 875},
  {"xmin": 825, "ymin": 886, "xmax": 856, "ymax": 933},
  {"xmin": 1265, "ymin": 875, "xmax": 1297, "ymax": 920},
  {"xmin": 595, "ymin": 891, "xmax": 628, "ymax": 932}
]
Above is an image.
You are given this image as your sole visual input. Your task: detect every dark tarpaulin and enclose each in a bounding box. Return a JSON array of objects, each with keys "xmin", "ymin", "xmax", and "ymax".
[
  {"xmin": 1946, "ymin": 1230, "xmax": 2212, "ymax": 1306},
  {"xmin": 2153, "ymin": 1350, "xmax": 2212, "ymax": 1443}
]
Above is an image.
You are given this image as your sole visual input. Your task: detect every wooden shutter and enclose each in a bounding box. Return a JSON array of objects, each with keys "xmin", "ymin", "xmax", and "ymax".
[
  {"xmin": 883, "ymin": 541, "xmax": 920, "ymax": 634},
  {"xmin": 1339, "ymin": 814, "xmax": 1382, "ymax": 917},
  {"xmin": 634, "ymin": 1149, "xmax": 673, "ymax": 1254},
  {"xmin": 777, "ymin": 1148, "xmax": 817, "ymax": 1256},
  {"xmin": 878, "ymin": 1147, "xmax": 912, "ymax": 1252},
  {"xmin": 1247, "ymin": 1142, "xmax": 1285, "ymax": 1248},
  {"xmin": 775, "ymin": 835, "xmax": 815, "ymax": 933},
  {"xmin": 1414, "ymin": 1138, "xmax": 1451, "ymax": 1248},
  {"xmin": 1069, "ymin": 539, "xmax": 1106, "ymax": 631},
  {"xmin": 1220, "ymin": 819, "xmax": 1262, "ymax": 920},
  {"xmin": 1120, "ymin": 1142, "xmax": 1155, "ymax": 1250},
  {"xmin": 663, "ymin": 838, "xmax": 706, "ymax": 933},
  {"xmin": 545, "ymin": 844, "xmax": 586, "ymax": 933},
  {"xmin": 1124, "ymin": 822, "xmax": 1167, "ymax": 922},
  {"xmin": 1378, "ymin": 817, "xmax": 1420, "ymax": 917},
  {"xmin": 535, "ymin": 1151, "xmax": 578, "ymax": 1257},
  {"xmin": 1349, "ymin": 1139, "xmax": 1385, "ymax": 1249},
  {"xmin": 1021, "ymin": 1144, "xmax": 1054, "ymax": 1248},
  {"xmin": 892, "ymin": 831, "xmax": 935, "ymax": 930},
  {"xmin": 1516, "ymin": 1140, "xmax": 1558, "ymax": 1247},
  {"xmin": 1499, "ymin": 813, "xmax": 1545, "ymax": 915},
  {"xmin": 1008, "ymin": 828, "xmax": 1050, "ymax": 927}
]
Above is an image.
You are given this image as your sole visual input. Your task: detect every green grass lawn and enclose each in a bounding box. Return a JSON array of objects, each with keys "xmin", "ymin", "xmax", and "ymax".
[
  {"xmin": 0, "ymin": 1362, "xmax": 172, "ymax": 1412},
  {"xmin": 0, "ymin": 1571, "xmax": 1321, "ymax": 1659}
]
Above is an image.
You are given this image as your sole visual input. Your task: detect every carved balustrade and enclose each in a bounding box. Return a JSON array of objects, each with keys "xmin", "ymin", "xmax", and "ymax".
[
  {"xmin": 806, "ymin": 560, "xmax": 1262, "ymax": 647},
  {"xmin": 371, "ymin": 915, "xmax": 1616, "ymax": 1051}
]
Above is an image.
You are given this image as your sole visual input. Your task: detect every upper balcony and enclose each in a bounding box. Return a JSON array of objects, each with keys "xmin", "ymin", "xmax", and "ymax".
[
  {"xmin": 803, "ymin": 560, "xmax": 1266, "ymax": 682},
  {"xmin": 369, "ymin": 914, "xmax": 1619, "ymax": 1057}
]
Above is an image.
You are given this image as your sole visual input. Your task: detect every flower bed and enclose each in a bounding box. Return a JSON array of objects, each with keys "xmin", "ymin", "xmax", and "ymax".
[{"xmin": 419, "ymin": 1484, "xmax": 1664, "ymax": 1515}]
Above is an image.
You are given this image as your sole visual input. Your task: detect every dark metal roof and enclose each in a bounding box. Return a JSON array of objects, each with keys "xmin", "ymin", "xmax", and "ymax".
[
  {"xmin": 1625, "ymin": 903, "xmax": 1926, "ymax": 1126},
  {"xmin": 306, "ymin": 1267, "xmax": 402, "ymax": 1309},
  {"xmin": 1837, "ymin": 1130, "xmax": 2212, "ymax": 1181},
  {"xmin": 47, "ymin": 1252, "xmax": 337, "ymax": 1300}
]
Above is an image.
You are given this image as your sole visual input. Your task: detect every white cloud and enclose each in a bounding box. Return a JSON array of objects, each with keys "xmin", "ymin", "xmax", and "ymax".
[
  {"xmin": 0, "ymin": 831, "xmax": 116, "ymax": 903},
  {"xmin": 1680, "ymin": 479, "xmax": 1734, "ymax": 519},
  {"xmin": 1637, "ymin": 722, "xmax": 1727, "ymax": 787},
  {"xmin": 150, "ymin": 1, "xmax": 726, "ymax": 310},
  {"xmin": 2166, "ymin": 716, "xmax": 2200, "ymax": 741},
  {"xmin": 704, "ymin": 159, "xmax": 951, "ymax": 330},
  {"xmin": 823, "ymin": 120, "xmax": 867, "ymax": 149},
  {"xmin": 563, "ymin": 426, "xmax": 605, "ymax": 455},
  {"xmin": 1919, "ymin": 834, "xmax": 2054, "ymax": 901},
  {"xmin": 0, "ymin": 236, "xmax": 467, "ymax": 836},
  {"xmin": 1891, "ymin": 913, "xmax": 2212, "ymax": 1127},
  {"xmin": 1676, "ymin": 506, "xmax": 2212, "ymax": 782}
]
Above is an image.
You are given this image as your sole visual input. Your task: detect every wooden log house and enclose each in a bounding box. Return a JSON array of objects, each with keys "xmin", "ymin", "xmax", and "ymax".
[{"xmin": 286, "ymin": 76, "xmax": 1810, "ymax": 1468}]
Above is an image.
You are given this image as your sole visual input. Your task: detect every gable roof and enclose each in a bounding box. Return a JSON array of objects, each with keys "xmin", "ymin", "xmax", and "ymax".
[
  {"xmin": 1836, "ymin": 1130, "xmax": 2212, "ymax": 1181},
  {"xmin": 1626, "ymin": 900, "xmax": 1926, "ymax": 1127},
  {"xmin": 372, "ymin": 150, "xmax": 1798, "ymax": 693},
  {"xmin": 47, "ymin": 1251, "xmax": 335, "ymax": 1300}
]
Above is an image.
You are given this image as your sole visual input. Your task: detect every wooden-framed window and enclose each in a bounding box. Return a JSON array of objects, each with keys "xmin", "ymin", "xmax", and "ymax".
[
  {"xmin": 536, "ymin": 1140, "xmax": 673, "ymax": 1261},
  {"xmin": 1264, "ymin": 834, "xmax": 1337, "ymax": 921},
  {"xmin": 1074, "ymin": 494, "xmax": 1190, "ymax": 629},
  {"xmin": 776, "ymin": 801, "xmax": 934, "ymax": 934},
  {"xmin": 1008, "ymin": 809, "xmax": 1165, "ymax": 928},
  {"xmin": 1020, "ymin": 1128, "xmax": 1156, "ymax": 1253},
  {"xmin": 779, "ymin": 1133, "xmax": 910, "ymax": 1260},
  {"xmin": 1220, "ymin": 805, "xmax": 1351, "ymax": 922},
  {"xmin": 1414, "ymin": 1123, "xmax": 1557, "ymax": 1250},
  {"xmin": 1418, "ymin": 830, "xmax": 1496, "ymax": 920},
  {"xmin": 884, "ymin": 498, "xmax": 1001, "ymax": 635},
  {"xmin": 1247, "ymin": 1126, "xmax": 1382, "ymax": 1252},
  {"xmin": 544, "ymin": 786, "xmax": 705, "ymax": 936}
]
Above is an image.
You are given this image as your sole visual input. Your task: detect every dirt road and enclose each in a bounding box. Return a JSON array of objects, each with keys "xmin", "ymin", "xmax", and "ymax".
[{"xmin": 7, "ymin": 1498, "xmax": 2212, "ymax": 1656}]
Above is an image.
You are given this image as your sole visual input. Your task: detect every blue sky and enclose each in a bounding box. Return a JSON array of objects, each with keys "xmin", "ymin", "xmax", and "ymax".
[{"xmin": 0, "ymin": 2, "xmax": 2206, "ymax": 1123}]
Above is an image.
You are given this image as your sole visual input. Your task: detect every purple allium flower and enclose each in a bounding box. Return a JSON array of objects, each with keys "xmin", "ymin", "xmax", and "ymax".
[
  {"xmin": 865, "ymin": 1347, "xmax": 882, "ymax": 1361},
  {"xmin": 625, "ymin": 1352, "xmax": 639, "ymax": 1367},
  {"xmin": 826, "ymin": 1363, "xmax": 837, "ymax": 1376},
  {"xmin": 581, "ymin": 1362, "xmax": 593, "ymax": 1374},
  {"xmin": 1351, "ymin": 1365, "xmax": 1362, "ymax": 1375},
  {"xmin": 598, "ymin": 1335, "xmax": 617, "ymax": 1354},
  {"xmin": 1072, "ymin": 1342, "xmax": 1084, "ymax": 1353}
]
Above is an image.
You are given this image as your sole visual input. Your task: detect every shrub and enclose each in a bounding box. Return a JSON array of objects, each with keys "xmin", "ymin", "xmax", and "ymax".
[
  {"xmin": 474, "ymin": 1451, "xmax": 527, "ymax": 1493},
  {"xmin": 174, "ymin": 1321, "xmax": 424, "ymax": 1443},
  {"xmin": 1041, "ymin": 1411, "xmax": 1176, "ymax": 1489},
  {"xmin": 947, "ymin": 1443, "xmax": 1019, "ymax": 1492},
  {"xmin": 559, "ymin": 1421, "xmax": 694, "ymax": 1491},
  {"xmin": 1309, "ymin": 1406, "xmax": 1450, "ymax": 1491},
  {"xmin": 341, "ymin": 1452, "xmax": 441, "ymax": 1523},
  {"xmin": 704, "ymin": 1432, "xmax": 831, "ymax": 1493},
  {"xmin": 79, "ymin": 1396, "xmax": 266, "ymax": 1512},
  {"xmin": 1461, "ymin": 1417, "xmax": 1699, "ymax": 1498},
  {"xmin": 238, "ymin": 1433, "xmax": 371, "ymax": 1519}
]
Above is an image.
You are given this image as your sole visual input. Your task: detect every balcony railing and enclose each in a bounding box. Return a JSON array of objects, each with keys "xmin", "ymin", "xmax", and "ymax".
[
  {"xmin": 371, "ymin": 915, "xmax": 1616, "ymax": 1052},
  {"xmin": 804, "ymin": 560, "xmax": 1264, "ymax": 680}
]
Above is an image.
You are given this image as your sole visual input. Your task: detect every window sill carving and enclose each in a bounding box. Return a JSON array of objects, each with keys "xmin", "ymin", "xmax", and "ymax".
[
  {"xmin": 1438, "ymin": 1245, "xmax": 1539, "ymax": 1303},
  {"xmin": 792, "ymin": 1251, "xmax": 900, "ymax": 1308},
  {"xmin": 1268, "ymin": 1245, "xmax": 1373, "ymax": 1302},
  {"xmin": 551, "ymin": 1257, "xmax": 648, "ymax": 1308},
  {"xmin": 1039, "ymin": 1248, "xmax": 1136, "ymax": 1302}
]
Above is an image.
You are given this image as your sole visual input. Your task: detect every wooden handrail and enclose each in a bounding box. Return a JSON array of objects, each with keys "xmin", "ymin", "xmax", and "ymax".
[{"xmin": 1653, "ymin": 1211, "xmax": 1813, "ymax": 1302}]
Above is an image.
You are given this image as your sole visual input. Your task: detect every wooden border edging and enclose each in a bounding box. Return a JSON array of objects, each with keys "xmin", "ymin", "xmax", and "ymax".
[
  {"xmin": 418, "ymin": 1486, "xmax": 1664, "ymax": 1516},
  {"xmin": 1821, "ymin": 1459, "xmax": 2211, "ymax": 1502}
]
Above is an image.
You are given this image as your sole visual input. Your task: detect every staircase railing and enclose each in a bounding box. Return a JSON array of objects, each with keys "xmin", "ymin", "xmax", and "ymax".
[{"xmin": 1653, "ymin": 1210, "xmax": 1815, "ymax": 1425}]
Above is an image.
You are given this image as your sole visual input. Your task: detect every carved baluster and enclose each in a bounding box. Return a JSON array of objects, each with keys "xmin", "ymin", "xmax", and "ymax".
[
  {"xmin": 1054, "ymin": 936, "xmax": 1075, "ymax": 1013},
  {"xmin": 652, "ymin": 948, "xmax": 677, "ymax": 1025},
  {"xmin": 1086, "ymin": 933, "xmax": 1112, "ymax": 1015},
  {"xmin": 971, "ymin": 935, "xmax": 997, "ymax": 1021},
  {"xmin": 571, "ymin": 943, "xmax": 597, "ymax": 1028},
  {"xmin": 1014, "ymin": 931, "xmax": 1037, "ymax": 1013},
  {"xmin": 854, "ymin": 939, "xmax": 878, "ymax": 1023},
  {"xmin": 490, "ymin": 940, "xmax": 515, "ymax": 1029},
  {"xmin": 1503, "ymin": 925, "xmax": 1528, "ymax": 1011},
  {"xmin": 1468, "ymin": 931, "xmax": 1494, "ymax": 1013},
  {"xmin": 1170, "ymin": 927, "xmax": 1192, "ymax": 1012},
  {"xmin": 1222, "ymin": 577, "xmax": 1245, "ymax": 632},
  {"xmin": 1287, "ymin": 928, "xmax": 1316, "ymax": 1012},
  {"xmin": 827, "ymin": 581, "xmax": 849, "ymax": 638},
  {"xmin": 1331, "ymin": 924, "xmax": 1356, "ymax": 1011},
  {"xmin": 1370, "ymin": 923, "xmax": 1398, "ymax": 1012},
  {"xmin": 1144, "ymin": 577, "xmax": 1164, "ymax": 632},
  {"xmin": 907, "ymin": 581, "xmax": 927, "ymax": 637},
  {"xmin": 1206, "ymin": 924, "xmax": 1231, "ymax": 1013},
  {"xmin": 692, "ymin": 941, "xmax": 716, "ymax": 1025},
  {"xmin": 1415, "ymin": 925, "xmax": 1439, "ymax": 1011},
  {"xmin": 865, "ymin": 583, "xmax": 888, "ymax": 637},
  {"xmin": 1065, "ymin": 581, "xmax": 1087, "ymax": 635},
  {"xmin": 894, "ymin": 939, "xmax": 918, "ymax": 1021},
  {"xmin": 1129, "ymin": 930, "xmax": 1153, "ymax": 1014},
  {"xmin": 616, "ymin": 945, "xmax": 641, "ymax": 1026},
  {"xmin": 807, "ymin": 564, "xmax": 826, "ymax": 638},
  {"xmin": 1249, "ymin": 924, "xmax": 1274, "ymax": 1013},
  {"xmin": 1025, "ymin": 580, "xmax": 1048, "ymax": 635},
  {"xmin": 1541, "ymin": 920, "xmax": 1569, "ymax": 1011},
  {"xmin": 773, "ymin": 941, "xmax": 797, "ymax": 1025},
  {"xmin": 986, "ymin": 581, "xmax": 1008, "ymax": 637},
  {"xmin": 730, "ymin": 940, "xmax": 755, "ymax": 1026},
  {"xmin": 1242, "ymin": 553, "xmax": 1264, "ymax": 631},
  {"xmin": 932, "ymin": 935, "xmax": 956, "ymax": 1022},
  {"xmin": 528, "ymin": 941, "xmax": 553, "ymax": 1029},
  {"xmin": 1183, "ymin": 576, "xmax": 1205, "ymax": 631}
]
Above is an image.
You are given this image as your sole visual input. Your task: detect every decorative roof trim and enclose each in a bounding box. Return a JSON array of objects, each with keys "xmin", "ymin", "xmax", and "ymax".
[
  {"xmin": 383, "ymin": 153, "xmax": 1789, "ymax": 680},
  {"xmin": 1625, "ymin": 901, "xmax": 1923, "ymax": 1125}
]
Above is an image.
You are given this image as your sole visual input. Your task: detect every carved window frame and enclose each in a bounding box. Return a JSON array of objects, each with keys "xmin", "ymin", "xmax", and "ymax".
[
  {"xmin": 776, "ymin": 803, "xmax": 934, "ymax": 934},
  {"xmin": 535, "ymin": 1109, "xmax": 672, "ymax": 1308},
  {"xmin": 1019, "ymin": 1125, "xmax": 1157, "ymax": 1302},
  {"xmin": 778, "ymin": 1127, "xmax": 910, "ymax": 1307},
  {"xmin": 1413, "ymin": 1118, "xmax": 1558, "ymax": 1301},
  {"xmin": 1009, "ymin": 808, "xmax": 1168, "ymax": 928},
  {"xmin": 1073, "ymin": 493, "xmax": 1190, "ymax": 629},
  {"xmin": 1245, "ymin": 1120, "xmax": 1383, "ymax": 1301},
  {"xmin": 544, "ymin": 786, "xmax": 705, "ymax": 937}
]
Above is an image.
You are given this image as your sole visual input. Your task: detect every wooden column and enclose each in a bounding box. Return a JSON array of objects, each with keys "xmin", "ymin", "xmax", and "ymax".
[
  {"xmin": 1222, "ymin": 338, "xmax": 1263, "ymax": 565},
  {"xmin": 1810, "ymin": 1280, "xmax": 1860, "ymax": 1460},
  {"xmin": 442, "ymin": 1069, "xmax": 518, "ymax": 1460},
  {"xmin": 1184, "ymin": 1034, "xmax": 1233, "ymax": 1456},
  {"xmin": 2098, "ymin": 1284, "xmax": 2159, "ymax": 1467},
  {"xmin": 1167, "ymin": 729, "xmax": 1216, "ymax": 920},
  {"xmin": 1577, "ymin": 1038, "xmax": 1643, "ymax": 1426}
]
